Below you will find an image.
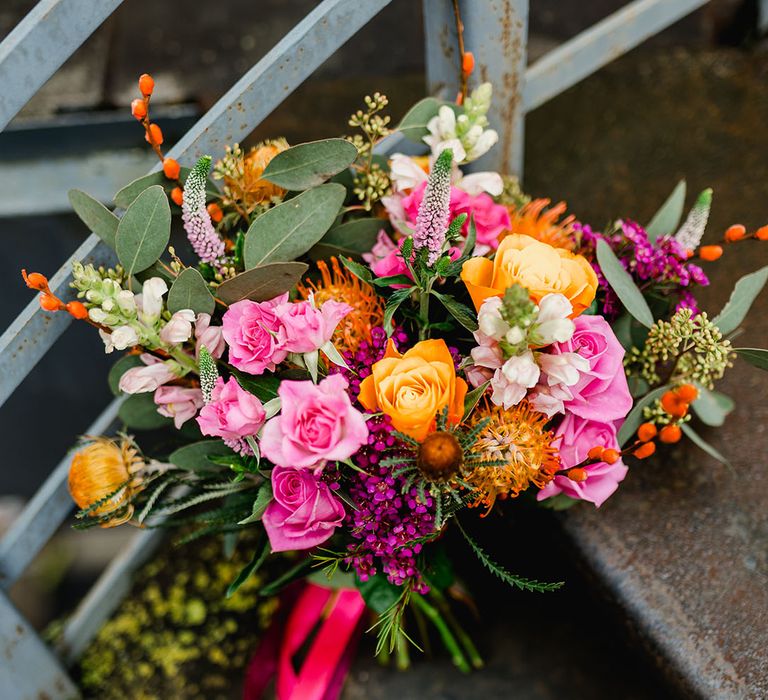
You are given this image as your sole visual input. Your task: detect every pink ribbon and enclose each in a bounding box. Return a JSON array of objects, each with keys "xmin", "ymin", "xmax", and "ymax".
[{"xmin": 243, "ymin": 582, "xmax": 366, "ymax": 700}]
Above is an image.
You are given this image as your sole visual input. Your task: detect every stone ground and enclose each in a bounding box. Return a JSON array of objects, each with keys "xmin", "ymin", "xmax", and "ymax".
[{"xmin": 2, "ymin": 1, "xmax": 768, "ymax": 698}]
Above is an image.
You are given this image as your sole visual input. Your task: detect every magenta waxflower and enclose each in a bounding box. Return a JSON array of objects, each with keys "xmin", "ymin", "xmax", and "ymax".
[
  {"xmin": 222, "ymin": 295, "xmax": 288, "ymax": 375},
  {"xmin": 538, "ymin": 414, "xmax": 628, "ymax": 507},
  {"xmin": 182, "ymin": 156, "xmax": 226, "ymax": 266},
  {"xmin": 263, "ymin": 466, "xmax": 345, "ymax": 552},
  {"xmin": 196, "ymin": 376, "xmax": 266, "ymax": 440},
  {"xmin": 260, "ymin": 374, "xmax": 368, "ymax": 470},
  {"xmin": 412, "ymin": 148, "xmax": 453, "ymax": 265},
  {"xmin": 277, "ymin": 298, "xmax": 352, "ymax": 354}
]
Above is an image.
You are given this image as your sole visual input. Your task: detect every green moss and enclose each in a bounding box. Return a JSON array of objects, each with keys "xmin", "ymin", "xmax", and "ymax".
[{"xmin": 73, "ymin": 535, "xmax": 281, "ymax": 699}]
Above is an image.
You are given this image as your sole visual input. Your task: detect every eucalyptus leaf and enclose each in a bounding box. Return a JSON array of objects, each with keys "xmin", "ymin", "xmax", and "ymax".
[
  {"xmin": 681, "ymin": 424, "xmax": 732, "ymax": 468},
  {"xmin": 69, "ymin": 190, "xmax": 119, "ymax": 249},
  {"xmin": 596, "ymin": 240, "xmax": 654, "ymax": 328},
  {"xmin": 431, "ymin": 290, "xmax": 478, "ymax": 332},
  {"xmin": 734, "ymin": 347, "xmax": 768, "ymax": 371},
  {"xmin": 261, "ymin": 138, "xmax": 358, "ymax": 190},
  {"xmin": 118, "ymin": 393, "xmax": 171, "ymax": 430},
  {"xmin": 116, "ymin": 185, "xmax": 171, "ymax": 277},
  {"xmin": 646, "ymin": 180, "xmax": 686, "ymax": 242},
  {"xmin": 397, "ymin": 98, "xmax": 459, "ymax": 142},
  {"xmin": 309, "ymin": 217, "xmax": 383, "ymax": 261},
  {"xmin": 618, "ymin": 385, "xmax": 670, "ymax": 446},
  {"xmin": 691, "ymin": 386, "xmax": 734, "ymax": 427},
  {"xmin": 244, "ymin": 184, "xmax": 345, "ymax": 268},
  {"xmin": 712, "ymin": 265, "xmax": 768, "ymax": 335},
  {"xmin": 107, "ymin": 354, "xmax": 144, "ymax": 395},
  {"xmin": 169, "ymin": 440, "xmax": 237, "ymax": 471},
  {"xmin": 167, "ymin": 268, "xmax": 215, "ymax": 315},
  {"xmin": 216, "ymin": 262, "xmax": 308, "ymax": 304}
]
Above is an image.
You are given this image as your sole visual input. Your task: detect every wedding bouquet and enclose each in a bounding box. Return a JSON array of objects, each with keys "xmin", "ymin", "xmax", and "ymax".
[{"xmin": 23, "ymin": 65, "xmax": 768, "ymax": 692}]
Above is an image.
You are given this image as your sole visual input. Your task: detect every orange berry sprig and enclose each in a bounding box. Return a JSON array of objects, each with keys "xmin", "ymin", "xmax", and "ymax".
[
  {"xmin": 22, "ymin": 270, "xmax": 88, "ymax": 321},
  {"xmin": 695, "ymin": 223, "xmax": 768, "ymax": 262},
  {"xmin": 131, "ymin": 73, "xmax": 182, "ymax": 198}
]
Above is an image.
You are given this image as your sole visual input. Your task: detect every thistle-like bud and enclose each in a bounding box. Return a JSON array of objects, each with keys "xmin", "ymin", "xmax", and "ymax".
[
  {"xmin": 182, "ymin": 156, "xmax": 226, "ymax": 266},
  {"xmin": 413, "ymin": 148, "xmax": 453, "ymax": 265}
]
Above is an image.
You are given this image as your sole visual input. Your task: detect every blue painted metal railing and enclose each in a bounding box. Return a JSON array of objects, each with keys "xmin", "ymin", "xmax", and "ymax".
[{"xmin": 0, "ymin": 0, "xmax": 710, "ymax": 696}]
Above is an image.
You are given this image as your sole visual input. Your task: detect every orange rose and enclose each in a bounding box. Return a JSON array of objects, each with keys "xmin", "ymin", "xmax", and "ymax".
[
  {"xmin": 460, "ymin": 234, "xmax": 597, "ymax": 317},
  {"xmin": 358, "ymin": 339, "xmax": 467, "ymax": 441}
]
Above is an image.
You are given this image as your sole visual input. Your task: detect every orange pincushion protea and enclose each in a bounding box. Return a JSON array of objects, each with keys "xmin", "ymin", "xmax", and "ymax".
[
  {"xmin": 501, "ymin": 198, "xmax": 576, "ymax": 250},
  {"xmin": 464, "ymin": 401, "xmax": 560, "ymax": 513},
  {"xmin": 68, "ymin": 436, "xmax": 145, "ymax": 527},
  {"xmin": 216, "ymin": 139, "xmax": 289, "ymax": 213},
  {"xmin": 297, "ymin": 257, "xmax": 384, "ymax": 354}
]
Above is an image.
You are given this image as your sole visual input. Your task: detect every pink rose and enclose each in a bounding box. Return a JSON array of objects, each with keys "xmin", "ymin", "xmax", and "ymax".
[
  {"xmin": 363, "ymin": 230, "xmax": 413, "ymax": 286},
  {"xmin": 262, "ymin": 466, "xmax": 344, "ymax": 552},
  {"xmin": 537, "ymin": 414, "xmax": 628, "ymax": 507},
  {"xmin": 196, "ymin": 376, "xmax": 266, "ymax": 440},
  {"xmin": 550, "ymin": 315, "xmax": 633, "ymax": 422},
  {"xmin": 195, "ymin": 313, "xmax": 225, "ymax": 359},
  {"xmin": 118, "ymin": 353, "xmax": 177, "ymax": 394},
  {"xmin": 277, "ymin": 299, "xmax": 352, "ymax": 354},
  {"xmin": 222, "ymin": 296, "xmax": 288, "ymax": 375},
  {"xmin": 402, "ymin": 182, "xmax": 510, "ymax": 250},
  {"xmin": 154, "ymin": 386, "xmax": 204, "ymax": 429},
  {"xmin": 260, "ymin": 374, "xmax": 368, "ymax": 469}
]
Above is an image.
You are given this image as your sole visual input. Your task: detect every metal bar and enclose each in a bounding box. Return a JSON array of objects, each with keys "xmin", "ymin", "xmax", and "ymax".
[
  {"xmin": 57, "ymin": 528, "xmax": 165, "ymax": 665},
  {"xmin": 0, "ymin": 0, "xmax": 392, "ymax": 411},
  {"xmin": 0, "ymin": 589, "xmax": 80, "ymax": 699},
  {"xmin": 462, "ymin": 0, "xmax": 529, "ymax": 176},
  {"xmin": 0, "ymin": 397, "xmax": 123, "ymax": 589},
  {"xmin": 523, "ymin": 0, "xmax": 710, "ymax": 114},
  {"xmin": 423, "ymin": 0, "xmax": 458, "ymax": 100},
  {"xmin": 167, "ymin": 0, "xmax": 392, "ymax": 162},
  {"xmin": 0, "ymin": 0, "xmax": 124, "ymax": 131}
]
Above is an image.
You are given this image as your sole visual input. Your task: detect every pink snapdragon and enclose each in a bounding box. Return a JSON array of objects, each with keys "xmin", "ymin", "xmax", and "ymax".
[
  {"xmin": 196, "ymin": 376, "xmax": 266, "ymax": 440},
  {"xmin": 118, "ymin": 353, "xmax": 178, "ymax": 394},
  {"xmin": 537, "ymin": 414, "xmax": 628, "ymax": 507},
  {"xmin": 222, "ymin": 296, "xmax": 289, "ymax": 375},
  {"xmin": 154, "ymin": 386, "xmax": 204, "ymax": 429},
  {"xmin": 260, "ymin": 374, "xmax": 369, "ymax": 470},
  {"xmin": 194, "ymin": 313, "xmax": 225, "ymax": 359},
  {"xmin": 277, "ymin": 298, "xmax": 351, "ymax": 354},
  {"xmin": 262, "ymin": 466, "xmax": 344, "ymax": 552}
]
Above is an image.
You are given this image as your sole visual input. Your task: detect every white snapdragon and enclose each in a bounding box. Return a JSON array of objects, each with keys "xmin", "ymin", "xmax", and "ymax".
[
  {"xmin": 491, "ymin": 351, "xmax": 540, "ymax": 409},
  {"xmin": 477, "ymin": 297, "xmax": 508, "ymax": 341},
  {"xmin": 160, "ymin": 309, "xmax": 196, "ymax": 344},
  {"xmin": 139, "ymin": 278, "xmax": 168, "ymax": 322},
  {"xmin": 532, "ymin": 294, "xmax": 575, "ymax": 345}
]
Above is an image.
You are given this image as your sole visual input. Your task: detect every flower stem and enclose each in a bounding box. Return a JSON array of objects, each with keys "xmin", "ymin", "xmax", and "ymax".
[
  {"xmin": 428, "ymin": 588, "xmax": 484, "ymax": 669},
  {"xmin": 395, "ymin": 630, "xmax": 411, "ymax": 670},
  {"xmin": 411, "ymin": 593, "xmax": 471, "ymax": 673}
]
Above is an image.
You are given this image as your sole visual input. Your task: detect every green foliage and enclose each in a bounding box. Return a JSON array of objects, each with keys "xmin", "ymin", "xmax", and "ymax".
[
  {"xmin": 734, "ymin": 347, "xmax": 768, "ymax": 370},
  {"xmin": 456, "ymin": 520, "xmax": 564, "ymax": 593},
  {"xmin": 596, "ymin": 239, "xmax": 654, "ymax": 328},
  {"xmin": 646, "ymin": 180, "xmax": 686, "ymax": 242},
  {"xmin": 366, "ymin": 582, "xmax": 419, "ymax": 655},
  {"xmin": 713, "ymin": 265, "xmax": 768, "ymax": 335},
  {"xmin": 216, "ymin": 262, "xmax": 309, "ymax": 304},
  {"xmin": 618, "ymin": 385, "xmax": 670, "ymax": 446},
  {"xmin": 168, "ymin": 268, "xmax": 215, "ymax": 315},
  {"xmin": 227, "ymin": 540, "xmax": 270, "ymax": 598},
  {"xmin": 463, "ymin": 380, "xmax": 490, "ymax": 420},
  {"xmin": 108, "ymin": 354, "xmax": 144, "ymax": 395},
  {"xmin": 538, "ymin": 493, "xmax": 579, "ymax": 511},
  {"xmin": 691, "ymin": 386, "xmax": 734, "ymax": 427},
  {"xmin": 119, "ymin": 392, "xmax": 172, "ymax": 430},
  {"xmin": 430, "ymin": 290, "xmax": 478, "ymax": 332},
  {"xmin": 339, "ymin": 256, "xmax": 374, "ymax": 284},
  {"xmin": 231, "ymin": 372, "xmax": 280, "ymax": 402},
  {"xmin": 69, "ymin": 189, "xmax": 119, "ymax": 249},
  {"xmin": 116, "ymin": 185, "xmax": 171, "ymax": 278},
  {"xmin": 262, "ymin": 138, "xmax": 359, "ymax": 190},
  {"xmin": 397, "ymin": 97, "xmax": 457, "ymax": 142},
  {"xmin": 243, "ymin": 184, "xmax": 345, "ymax": 268},
  {"xmin": 681, "ymin": 424, "xmax": 732, "ymax": 468},
  {"xmin": 357, "ymin": 573, "xmax": 402, "ymax": 614},
  {"xmin": 384, "ymin": 287, "xmax": 414, "ymax": 332},
  {"xmin": 237, "ymin": 484, "xmax": 273, "ymax": 525},
  {"xmin": 309, "ymin": 217, "xmax": 383, "ymax": 260},
  {"xmin": 169, "ymin": 441, "xmax": 236, "ymax": 472}
]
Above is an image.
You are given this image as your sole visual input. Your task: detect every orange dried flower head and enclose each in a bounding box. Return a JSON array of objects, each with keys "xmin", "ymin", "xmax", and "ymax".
[
  {"xmin": 464, "ymin": 401, "xmax": 560, "ymax": 512},
  {"xmin": 297, "ymin": 257, "xmax": 384, "ymax": 355},
  {"xmin": 68, "ymin": 436, "xmax": 145, "ymax": 527},
  {"xmin": 218, "ymin": 139, "xmax": 289, "ymax": 211},
  {"xmin": 501, "ymin": 198, "xmax": 576, "ymax": 250}
]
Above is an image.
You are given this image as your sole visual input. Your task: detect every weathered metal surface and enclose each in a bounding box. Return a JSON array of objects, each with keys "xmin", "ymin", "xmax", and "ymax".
[
  {"xmin": 0, "ymin": 0, "xmax": 123, "ymax": 130},
  {"xmin": 0, "ymin": 397, "xmax": 123, "ymax": 589},
  {"xmin": 523, "ymin": 0, "xmax": 710, "ymax": 113},
  {"xmin": 525, "ymin": 47, "xmax": 768, "ymax": 699},
  {"xmin": 58, "ymin": 527, "xmax": 165, "ymax": 665},
  {"xmin": 0, "ymin": 589, "xmax": 80, "ymax": 698}
]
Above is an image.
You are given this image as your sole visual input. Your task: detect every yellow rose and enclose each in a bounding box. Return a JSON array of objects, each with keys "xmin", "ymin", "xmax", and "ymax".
[
  {"xmin": 460, "ymin": 233, "xmax": 597, "ymax": 317},
  {"xmin": 358, "ymin": 339, "xmax": 468, "ymax": 441}
]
